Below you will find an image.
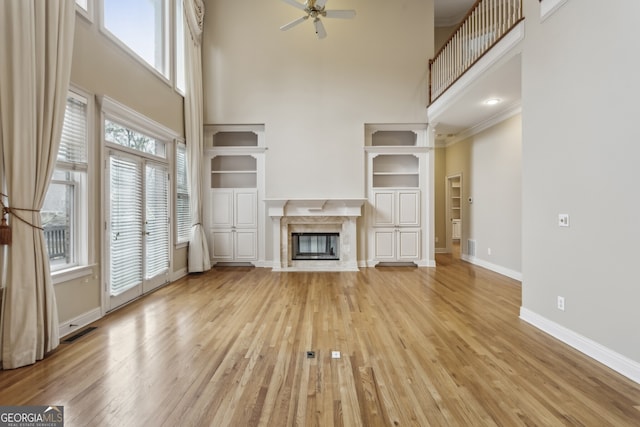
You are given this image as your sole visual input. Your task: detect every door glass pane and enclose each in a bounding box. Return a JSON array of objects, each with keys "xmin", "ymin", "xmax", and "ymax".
[
  {"xmin": 145, "ymin": 163, "xmax": 169, "ymax": 279},
  {"xmin": 110, "ymin": 155, "xmax": 143, "ymax": 296}
]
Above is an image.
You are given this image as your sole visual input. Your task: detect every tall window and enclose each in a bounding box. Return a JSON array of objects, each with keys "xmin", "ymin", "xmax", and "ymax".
[
  {"xmin": 103, "ymin": 0, "xmax": 168, "ymax": 77},
  {"xmin": 175, "ymin": 141, "xmax": 190, "ymax": 244},
  {"xmin": 43, "ymin": 92, "xmax": 89, "ymax": 272}
]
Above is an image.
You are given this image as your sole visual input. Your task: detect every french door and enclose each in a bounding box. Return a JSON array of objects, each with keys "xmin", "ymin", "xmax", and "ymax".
[{"xmin": 106, "ymin": 151, "xmax": 170, "ymax": 311}]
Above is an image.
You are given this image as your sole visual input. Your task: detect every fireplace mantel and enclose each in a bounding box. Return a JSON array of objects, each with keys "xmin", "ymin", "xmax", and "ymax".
[
  {"xmin": 265, "ymin": 199, "xmax": 366, "ymax": 271},
  {"xmin": 265, "ymin": 198, "xmax": 367, "ymax": 217}
]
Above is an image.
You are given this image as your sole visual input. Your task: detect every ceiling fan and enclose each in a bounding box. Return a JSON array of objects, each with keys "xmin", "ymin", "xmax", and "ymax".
[{"xmin": 280, "ymin": 0, "xmax": 356, "ymax": 39}]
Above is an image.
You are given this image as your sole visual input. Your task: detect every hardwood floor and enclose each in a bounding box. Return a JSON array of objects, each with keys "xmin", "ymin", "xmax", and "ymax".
[{"xmin": 2, "ymin": 255, "xmax": 640, "ymax": 426}]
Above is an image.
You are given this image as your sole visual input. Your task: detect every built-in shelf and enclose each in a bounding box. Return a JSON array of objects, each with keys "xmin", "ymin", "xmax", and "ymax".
[
  {"xmin": 365, "ymin": 123, "xmax": 430, "ymax": 267},
  {"xmin": 203, "ymin": 124, "xmax": 266, "ymax": 266},
  {"xmin": 372, "ymin": 154, "xmax": 419, "ymax": 188},
  {"xmin": 210, "ymin": 155, "xmax": 257, "ymax": 189}
]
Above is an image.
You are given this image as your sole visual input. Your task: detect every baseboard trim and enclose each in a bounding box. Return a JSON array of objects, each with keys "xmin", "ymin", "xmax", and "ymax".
[
  {"xmin": 435, "ymin": 247, "xmax": 448, "ymax": 254},
  {"xmin": 520, "ymin": 308, "xmax": 640, "ymax": 385},
  {"xmin": 170, "ymin": 267, "xmax": 188, "ymax": 282},
  {"xmin": 59, "ymin": 307, "xmax": 102, "ymax": 339},
  {"xmin": 461, "ymin": 254, "xmax": 522, "ymax": 281}
]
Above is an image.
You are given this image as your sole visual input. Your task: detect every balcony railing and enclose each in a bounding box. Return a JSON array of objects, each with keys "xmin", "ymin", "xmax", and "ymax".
[
  {"xmin": 44, "ymin": 225, "xmax": 68, "ymax": 260},
  {"xmin": 429, "ymin": 0, "xmax": 523, "ymax": 104}
]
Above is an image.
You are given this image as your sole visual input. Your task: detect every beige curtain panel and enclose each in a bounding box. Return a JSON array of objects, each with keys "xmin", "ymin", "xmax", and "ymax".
[
  {"xmin": 184, "ymin": 0, "xmax": 211, "ymax": 273},
  {"xmin": 0, "ymin": 0, "xmax": 75, "ymax": 369}
]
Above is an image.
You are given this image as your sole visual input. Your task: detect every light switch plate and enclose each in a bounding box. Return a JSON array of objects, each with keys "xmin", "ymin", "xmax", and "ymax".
[{"xmin": 558, "ymin": 214, "xmax": 570, "ymax": 227}]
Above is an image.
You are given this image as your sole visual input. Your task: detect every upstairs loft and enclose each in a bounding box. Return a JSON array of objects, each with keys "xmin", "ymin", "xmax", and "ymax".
[
  {"xmin": 429, "ymin": 0, "xmax": 524, "ymax": 105},
  {"xmin": 427, "ymin": 0, "xmax": 525, "ymax": 144}
]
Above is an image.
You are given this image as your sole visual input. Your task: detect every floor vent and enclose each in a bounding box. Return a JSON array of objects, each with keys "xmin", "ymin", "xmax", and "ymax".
[
  {"xmin": 467, "ymin": 239, "xmax": 476, "ymax": 257},
  {"xmin": 64, "ymin": 326, "xmax": 97, "ymax": 343}
]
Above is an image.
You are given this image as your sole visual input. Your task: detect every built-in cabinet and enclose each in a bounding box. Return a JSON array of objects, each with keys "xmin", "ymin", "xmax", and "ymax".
[
  {"xmin": 448, "ymin": 175, "xmax": 462, "ymax": 241},
  {"xmin": 209, "ymin": 189, "xmax": 257, "ymax": 261},
  {"xmin": 371, "ymin": 190, "xmax": 421, "ymax": 261},
  {"xmin": 204, "ymin": 125, "xmax": 266, "ymax": 265},
  {"xmin": 365, "ymin": 124, "xmax": 431, "ymax": 266}
]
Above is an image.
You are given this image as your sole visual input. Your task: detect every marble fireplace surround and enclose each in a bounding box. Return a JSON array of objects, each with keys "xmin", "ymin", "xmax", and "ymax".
[{"xmin": 265, "ymin": 199, "xmax": 366, "ymax": 272}]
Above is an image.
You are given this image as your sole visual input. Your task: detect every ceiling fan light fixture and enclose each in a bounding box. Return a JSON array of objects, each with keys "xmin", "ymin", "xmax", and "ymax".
[{"xmin": 280, "ymin": 0, "xmax": 355, "ymax": 39}]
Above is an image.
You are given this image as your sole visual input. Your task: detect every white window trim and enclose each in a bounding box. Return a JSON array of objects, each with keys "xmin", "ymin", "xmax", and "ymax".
[
  {"xmin": 75, "ymin": 0, "xmax": 94, "ymax": 23},
  {"xmin": 51, "ymin": 86, "xmax": 94, "ymax": 285},
  {"xmin": 99, "ymin": 96, "xmax": 180, "ymax": 144}
]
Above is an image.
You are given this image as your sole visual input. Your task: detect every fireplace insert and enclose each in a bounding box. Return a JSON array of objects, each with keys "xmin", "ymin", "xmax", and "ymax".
[{"xmin": 291, "ymin": 232, "xmax": 339, "ymax": 260}]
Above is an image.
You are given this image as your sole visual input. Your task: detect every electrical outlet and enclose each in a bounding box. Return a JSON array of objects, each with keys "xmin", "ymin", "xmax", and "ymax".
[
  {"xmin": 557, "ymin": 296, "xmax": 565, "ymax": 311},
  {"xmin": 435, "ymin": 236, "xmax": 439, "ymax": 243},
  {"xmin": 487, "ymin": 247, "xmax": 492, "ymax": 255},
  {"xmin": 558, "ymin": 214, "xmax": 570, "ymax": 227},
  {"xmin": 331, "ymin": 351, "xmax": 341, "ymax": 359}
]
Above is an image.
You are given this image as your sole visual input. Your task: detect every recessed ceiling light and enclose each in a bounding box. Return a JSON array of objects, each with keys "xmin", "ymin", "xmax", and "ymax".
[{"xmin": 485, "ymin": 98, "xmax": 502, "ymax": 105}]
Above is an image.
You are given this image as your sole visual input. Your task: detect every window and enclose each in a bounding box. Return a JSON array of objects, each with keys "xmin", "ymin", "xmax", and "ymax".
[
  {"xmin": 103, "ymin": 0, "xmax": 168, "ymax": 77},
  {"xmin": 175, "ymin": 141, "xmax": 190, "ymax": 244},
  {"xmin": 43, "ymin": 93, "xmax": 89, "ymax": 273},
  {"xmin": 105, "ymin": 119, "xmax": 167, "ymax": 158}
]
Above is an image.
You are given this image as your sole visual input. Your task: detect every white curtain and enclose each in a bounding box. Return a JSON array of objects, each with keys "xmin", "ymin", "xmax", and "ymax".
[
  {"xmin": 184, "ymin": 0, "xmax": 211, "ymax": 273},
  {"xmin": 0, "ymin": 0, "xmax": 75, "ymax": 369}
]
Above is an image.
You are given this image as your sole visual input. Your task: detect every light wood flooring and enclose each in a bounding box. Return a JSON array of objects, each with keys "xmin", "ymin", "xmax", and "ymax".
[{"xmin": 1, "ymin": 254, "xmax": 640, "ymax": 426}]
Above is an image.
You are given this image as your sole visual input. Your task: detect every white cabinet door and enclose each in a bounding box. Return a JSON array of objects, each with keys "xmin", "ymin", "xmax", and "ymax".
[
  {"xmin": 210, "ymin": 230, "xmax": 233, "ymax": 260},
  {"xmin": 397, "ymin": 191, "xmax": 420, "ymax": 227},
  {"xmin": 373, "ymin": 191, "xmax": 395, "ymax": 227},
  {"xmin": 235, "ymin": 230, "xmax": 257, "ymax": 260},
  {"xmin": 210, "ymin": 189, "xmax": 257, "ymax": 262},
  {"xmin": 235, "ymin": 189, "xmax": 257, "ymax": 229},
  {"xmin": 371, "ymin": 190, "xmax": 421, "ymax": 262},
  {"xmin": 452, "ymin": 219, "xmax": 461, "ymax": 239},
  {"xmin": 397, "ymin": 229, "xmax": 420, "ymax": 260},
  {"xmin": 210, "ymin": 189, "xmax": 234, "ymax": 228},
  {"xmin": 374, "ymin": 229, "xmax": 396, "ymax": 260}
]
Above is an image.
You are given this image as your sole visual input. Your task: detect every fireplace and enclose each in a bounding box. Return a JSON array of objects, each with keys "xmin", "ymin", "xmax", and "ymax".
[
  {"xmin": 292, "ymin": 232, "xmax": 339, "ymax": 260},
  {"xmin": 265, "ymin": 198, "xmax": 366, "ymax": 271}
]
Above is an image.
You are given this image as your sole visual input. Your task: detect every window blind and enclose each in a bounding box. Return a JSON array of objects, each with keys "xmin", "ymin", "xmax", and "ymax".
[
  {"xmin": 176, "ymin": 142, "xmax": 191, "ymax": 243},
  {"xmin": 58, "ymin": 96, "xmax": 88, "ymax": 170},
  {"xmin": 145, "ymin": 163, "xmax": 170, "ymax": 279},
  {"xmin": 110, "ymin": 155, "xmax": 143, "ymax": 296}
]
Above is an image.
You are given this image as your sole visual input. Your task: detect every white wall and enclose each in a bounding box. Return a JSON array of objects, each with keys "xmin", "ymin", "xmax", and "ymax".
[
  {"xmin": 522, "ymin": 0, "xmax": 640, "ymax": 364},
  {"xmin": 202, "ymin": 0, "xmax": 434, "ymax": 198}
]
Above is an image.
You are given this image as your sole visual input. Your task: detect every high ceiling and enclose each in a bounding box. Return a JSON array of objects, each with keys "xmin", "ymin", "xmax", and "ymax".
[{"xmin": 434, "ymin": 0, "xmax": 476, "ymax": 26}]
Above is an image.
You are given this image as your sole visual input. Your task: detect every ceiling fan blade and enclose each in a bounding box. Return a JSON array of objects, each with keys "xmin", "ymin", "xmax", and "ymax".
[
  {"xmin": 324, "ymin": 10, "xmax": 356, "ymax": 19},
  {"xmin": 313, "ymin": 18, "xmax": 327, "ymax": 39},
  {"xmin": 280, "ymin": 15, "xmax": 309, "ymax": 31},
  {"xmin": 315, "ymin": 0, "xmax": 328, "ymax": 8},
  {"xmin": 281, "ymin": 0, "xmax": 307, "ymax": 12}
]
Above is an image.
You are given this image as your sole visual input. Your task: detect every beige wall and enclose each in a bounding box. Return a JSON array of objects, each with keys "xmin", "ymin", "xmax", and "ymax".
[
  {"xmin": 202, "ymin": 0, "xmax": 434, "ymax": 199},
  {"xmin": 436, "ymin": 114, "xmax": 521, "ymax": 277},
  {"xmin": 54, "ymin": 15, "xmax": 187, "ymax": 324},
  {"xmin": 433, "ymin": 147, "xmax": 447, "ymax": 250},
  {"xmin": 444, "ymin": 138, "xmax": 471, "ymax": 251},
  {"xmin": 466, "ymin": 115, "xmax": 521, "ymax": 273},
  {"xmin": 434, "ymin": 25, "xmax": 458, "ymax": 52},
  {"xmin": 522, "ymin": 0, "xmax": 640, "ymax": 363}
]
